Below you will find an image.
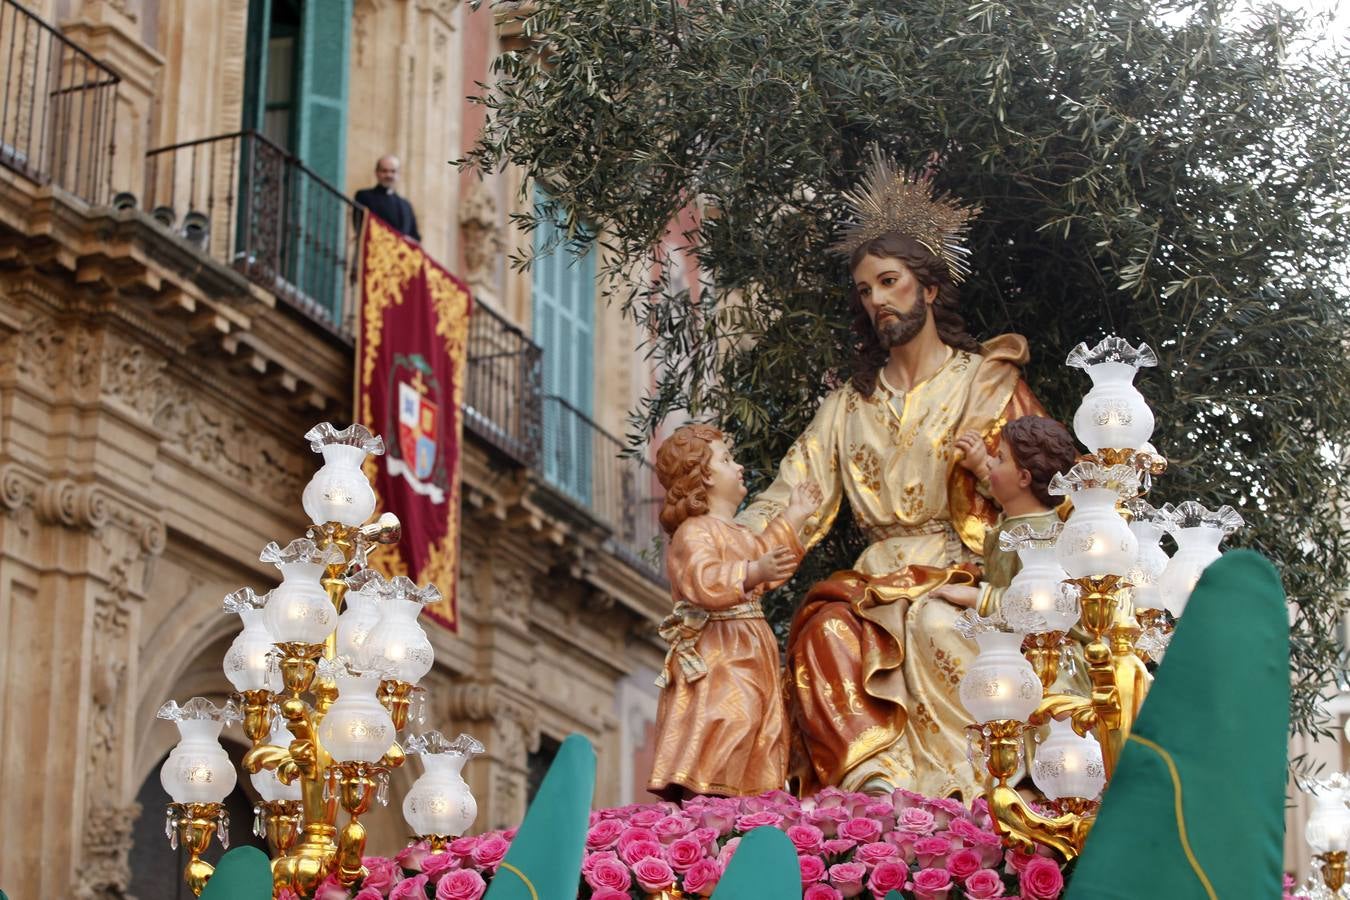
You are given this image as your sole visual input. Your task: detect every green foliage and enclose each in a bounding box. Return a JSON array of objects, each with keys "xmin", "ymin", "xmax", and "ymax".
[{"xmin": 466, "ymin": 0, "xmax": 1350, "ymax": 737}]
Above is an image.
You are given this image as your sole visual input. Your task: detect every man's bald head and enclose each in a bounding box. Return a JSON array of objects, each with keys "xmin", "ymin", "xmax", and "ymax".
[{"xmin": 375, "ymin": 156, "xmax": 401, "ymax": 189}]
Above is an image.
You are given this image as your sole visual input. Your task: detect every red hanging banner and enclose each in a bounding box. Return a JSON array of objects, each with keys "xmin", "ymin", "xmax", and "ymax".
[{"xmin": 356, "ymin": 216, "xmax": 472, "ymax": 631}]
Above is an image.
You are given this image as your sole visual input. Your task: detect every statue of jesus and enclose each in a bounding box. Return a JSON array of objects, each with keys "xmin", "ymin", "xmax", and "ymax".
[{"xmin": 736, "ymin": 151, "xmax": 1045, "ymax": 800}]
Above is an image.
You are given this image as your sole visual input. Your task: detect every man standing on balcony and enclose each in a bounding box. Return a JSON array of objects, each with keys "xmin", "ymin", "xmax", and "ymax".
[{"xmin": 355, "ymin": 155, "xmax": 421, "ymax": 242}]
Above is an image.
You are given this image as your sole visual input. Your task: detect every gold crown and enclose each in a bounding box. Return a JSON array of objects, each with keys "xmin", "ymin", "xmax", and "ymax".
[{"xmin": 830, "ymin": 145, "xmax": 981, "ymax": 284}]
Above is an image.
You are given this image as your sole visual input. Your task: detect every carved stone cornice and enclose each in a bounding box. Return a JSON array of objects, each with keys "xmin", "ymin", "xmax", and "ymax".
[
  {"xmin": 443, "ymin": 681, "xmax": 540, "ymax": 756},
  {"xmin": 1, "ymin": 459, "xmax": 167, "ymax": 557}
]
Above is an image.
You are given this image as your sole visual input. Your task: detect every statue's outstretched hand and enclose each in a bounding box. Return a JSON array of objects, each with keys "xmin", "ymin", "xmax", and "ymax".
[
  {"xmin": 747, "ymin": 545, "xmax": 797, "ymax": 589},
  {"xmin": 953, "ymin": 430, "xmax": 990, "ymax": 477},
  {"xmin": 786, "ymin": 480, "xmax": 824, "ymax": 530}
]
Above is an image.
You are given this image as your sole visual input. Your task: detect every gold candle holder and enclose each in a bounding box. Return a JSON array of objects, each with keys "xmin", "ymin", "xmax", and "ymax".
[
  {"xmin": 238, "ymin": 689, "xmax": 276, "ymax": 744},
  {"xmin": 971, "ymin": 720, "xmax": 1094, "ymax": 861},
  {"xmin": 256, "ymin": 799, "xmax": 305, "ymax": 856},
  {"xmin": 329, "ymin": 761, "xmax": 389, "ymax": 886},
  {"xmin": 378, "ymin": 679, "xmax": 417, "ymax": 730},
  {"xmin": 1021, "ymin": 630, "xmax": 1066, "ymax": 691},
  {"xmin": 1320, "ymin": 850, "xmax": 1348, "ymax": 892},
  {"xmin": 167, "ymin": 802, "xmax": 227, "ymax": 897}
]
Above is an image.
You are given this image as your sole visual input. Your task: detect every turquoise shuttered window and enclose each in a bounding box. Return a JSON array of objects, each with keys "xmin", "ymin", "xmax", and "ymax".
[
  {"xmin": 243, "ymin": 0, "xmax": 351, "ymax": 320},
  {"xmin": 532, "ymin": 188, "xmax": 596, "ymax": 505}
]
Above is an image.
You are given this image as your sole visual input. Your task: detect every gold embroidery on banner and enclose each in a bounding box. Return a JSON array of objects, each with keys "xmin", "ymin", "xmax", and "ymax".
[{"xmin": 359, "ymin": 219, "xmax": 424, "ymax": 424}]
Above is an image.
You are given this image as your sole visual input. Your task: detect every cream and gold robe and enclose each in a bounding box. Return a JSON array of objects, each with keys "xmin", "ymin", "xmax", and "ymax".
[{"xmin": 738, "ymin": 335, "xmax": 1044, "ymax": 800}]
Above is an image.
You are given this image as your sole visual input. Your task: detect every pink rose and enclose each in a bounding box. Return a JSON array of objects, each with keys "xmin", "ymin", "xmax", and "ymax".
[
  {"xmin": 435, "ymin": 869, "xmax": 486, "ymax": 900},
  {"xmin": 666, "ymin": 836, "xmax": 706, "ymax": 873},
  {"xmin": 948, "ymin": 848, "xmax": 982, "ymax": 880},
  {"xmin": 363, "ymin": 855, "xmax": 402, "ymax": 892},
  {"xmin": 691, "ymin": 826, "xmax": 721, "ymax": 850},
  {"xmin": 808, "ymin": 806, "xmax": 850, "ymax": 836},
  {"xmin": 617, "ymin": 826, "xmax": 661, "ymax": 859},
  {"xmin": 839, "ymin": 817, "xmax": 883, "ymax": 844},
  {"xmin": 633, "ymin": 856, "xmax": 677, "ymax": 892},
  {"xmin": 586, "ymin": 819, "xmax": 625, "ymax": 850},
  {"xmin": 354, "ymin": 889, "xmax": 383, "ymax": 900},
  {"xmin": 620, "ymin": 838, "xmax": 665, "ymax": 866},
  {"xmin": 629, "ymin": 808, "xmax": 664, "ymax": 828},
  {"xmin": 735, "ymin": 811, "xmax": 784, "ymax": 831},
  {"xmin": 966, "ymin": 868, "xmax": 1007, "ymax": 899},
  {"xmin": 814, "ymin": 787, "xmax": 847, "ymax": 808},
  {"xmin": 911, "ymin": 867, "xmax": 953, "ymax": 900},
  {"xmin": 470, "ymin": 834, "xmax": 510, "ymax": 871},
  {"xmin": 946, "ymin": 816, "xmax": 984, "ymax": 844},
  {"xmin": 717, "ymin": 836, "xmax": 742, "ymax": 869},
  {"xmin": 584, "ymin": 856, "xmax": 632, "ymax": 894},
  {"xmin": 798, "ymin": 853, "xmax": 827, "ymax": 884},
  {"xmin": 589, "ymin": 891, "xmax": 630, "ymax": 900},
  {"xmin": 276, "ymin": 891, "xmax": 301, "ymax": 900},
  {"xmin": 914, "ymin": 835, "xmax": 953, "ymax": 867},
  {"xmin": 855, "ymin": 842, "xmax": 899, "ymax": 867},
  {"xmin": 1005, "ymin": 850, "xmax": 1038, "ymax": 874},
  {"xmin": 898, "ymin": 807, "xmax": 937, "ymax": 834},
  {"xmin": 421, "ymin": 852, "xmax": 456, "ymax": 879},
  {"xmin": 581, "ymin": 850, "xmax": 619, "ymax": 881},
  {"xmin": 699, "ymin": 799, "xmax": 740, "ymax": 835},
  {"xmin": 1019, "ymin": 857, "xmax": 1065, "ymax": 900},
  {"xmin": 863, "ymin": 800, "xmax": 895, "ymax": 819},
  {"xmin": 448, "ymin": 836, "xmax": 479, "ymax": 859},
  {"xmin": 822, "ymin": 838, "xmax": 856, "ymax": 857},
  {"xmin": 787, "ymin": 824, "xmax": 826, "ymax": 854},
  {"xmin": 828, "ymin": 861, "xmax": 867, "ymax": 898},
  {"xmin": 315, "ymin": 876, "xmax": 349, "ymax": 900},
  {"xmin": 805, "ymin": 885, "xmax": 844, "ymax": 900},
  {"xmin": 867, "ymin": 860, "xmax": 908, "ymax": 897},
  {"xmin": 655, "ymin": 815, "xmax": 697, "ymax": 841},
  {"xmin": 389, "ymin": 874, "xmax": 429, "ymax": 900},
  {"xmin": 683, "ymin": 858, "xmax": 722, "ymax": 896},
  {"xmin": 396, "ymin": 841, "xmax": 431, "ymax": 873},
  {"xmin": 922, "ymin": 796, "xmax": 967, "ymax": 827}
]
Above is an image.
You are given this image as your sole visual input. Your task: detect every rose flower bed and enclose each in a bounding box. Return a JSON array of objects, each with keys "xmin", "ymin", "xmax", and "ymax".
[{"xmin": 280, "ymin": 787, "xmax": 1074, "ymax": 900}]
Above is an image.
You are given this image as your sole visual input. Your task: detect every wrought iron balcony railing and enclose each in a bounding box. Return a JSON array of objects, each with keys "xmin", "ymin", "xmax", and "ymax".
[
  {"xmin": 0, "ymin": 0, "xmax": 119, "ymax": 205},
  {"xmin": 542, "ymin": 395, "xmax": 666, "ymax": 581},
  {"xmin": 143, "ymin": 130, "xmax": 360, "ymax": 338},
  {"xmin": 465, "ymin": 303, "xmax": 543, "ymax": 469}
]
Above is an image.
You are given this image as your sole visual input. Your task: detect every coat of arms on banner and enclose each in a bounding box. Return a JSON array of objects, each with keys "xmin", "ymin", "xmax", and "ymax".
[{"xmin": 387, "ymin": 354, "xmax": 447, "ymax": 504}]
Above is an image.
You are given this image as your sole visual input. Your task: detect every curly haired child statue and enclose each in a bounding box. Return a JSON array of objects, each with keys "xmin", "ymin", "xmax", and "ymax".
[{"xmin": 647, "ymin": 423, "xmax": 822, "ymax": 799}]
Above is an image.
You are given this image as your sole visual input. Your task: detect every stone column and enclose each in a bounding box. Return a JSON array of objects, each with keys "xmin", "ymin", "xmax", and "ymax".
[{"xmin": 0, "ymin": 313, "xmax": 167, "ymax": 900}]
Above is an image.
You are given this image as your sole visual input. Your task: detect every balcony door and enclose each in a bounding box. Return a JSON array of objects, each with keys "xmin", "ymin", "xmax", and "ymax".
[
  {"xmin": 241, "ymin": 0, "xmax": 352, "ymax": 321},
  {"xmin": 532, "ymin": 188, "xmax": 596, "ymax": 506}
]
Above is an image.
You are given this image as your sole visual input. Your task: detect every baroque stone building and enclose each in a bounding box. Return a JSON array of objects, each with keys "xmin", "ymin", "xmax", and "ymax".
[{"xmin": 0, "ymin": 1, "xmax": 674, "ymax": 898}]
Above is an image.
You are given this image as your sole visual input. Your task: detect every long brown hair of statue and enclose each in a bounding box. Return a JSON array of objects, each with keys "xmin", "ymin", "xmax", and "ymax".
[
  {"xmin": 1000, "ymin": 416, "xmax": 1079, "ymax": 509},
  {"xmin": 655, "ymin": 423, "xmax": 725, "ymax": 536},
  {"xmin": 847, "ymin": 232, "xmax": 982, "ymax": 396}
]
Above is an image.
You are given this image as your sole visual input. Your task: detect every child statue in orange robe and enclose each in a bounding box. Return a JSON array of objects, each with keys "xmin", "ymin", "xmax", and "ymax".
[{"xmin": 647, "ymin": 423, "xmax": 821, "ymax": 799}]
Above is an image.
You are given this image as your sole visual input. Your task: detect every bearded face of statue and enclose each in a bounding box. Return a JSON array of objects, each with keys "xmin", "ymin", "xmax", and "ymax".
[{"xmin": 852, "ymin": 254, "xmax": 935, "ymax": 349}]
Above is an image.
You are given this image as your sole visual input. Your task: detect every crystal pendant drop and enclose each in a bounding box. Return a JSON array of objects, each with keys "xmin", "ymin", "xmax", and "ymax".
[
  {"xmin": 376, "ymin": 770, "xmax": 390, "ymax": 806},
  {"xmin": 164, "ymin": 809, "xmax": 175, "ymax": 845},
  {"xmin": 218, "ymin": 811, "xmax": 230, "ymax": 849},
  {"xmin": 411, "ymin": 687, "xmax": 427, "ymax": 726},
  {"xmin": 253, "ymin": 805, "xmax": 266, "ymax": 838}
]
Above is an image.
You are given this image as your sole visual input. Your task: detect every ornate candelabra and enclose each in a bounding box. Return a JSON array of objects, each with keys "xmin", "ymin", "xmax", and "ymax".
[
  {"xmin": 960, "ymin": 337, "xmax": 1243, "ymax": 860},
  {"xmin": 156, "ymin": 423, "xmax": 484, "ymax": 896}
]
